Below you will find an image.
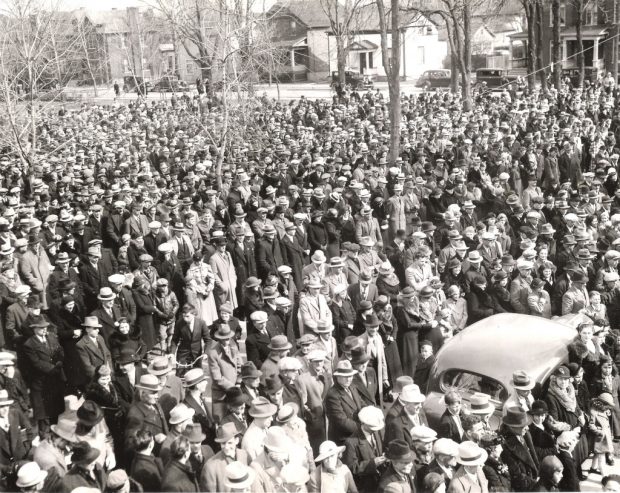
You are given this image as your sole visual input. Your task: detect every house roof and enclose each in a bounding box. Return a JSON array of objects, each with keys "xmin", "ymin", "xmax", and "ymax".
[
  {"xmin": 268, "ymin": 1, "xmax": 330, "ymax": 29},
  {"xmin": 349, "ymin": 39, "xmax": 378, "ymax": 51}
]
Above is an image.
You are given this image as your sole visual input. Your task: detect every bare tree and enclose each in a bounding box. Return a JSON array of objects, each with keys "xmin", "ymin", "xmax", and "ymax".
[
  {"xmin": 375, "ymin": 0, "xmax": 401, "ymax": 163},
  {"xmin": 552, "ymin": 0, "xmax": 562, "ymax": 90},
  {"xmin": 0, "ymin": 0, "xmax": 78, "ymax": 165},
  {"xmin": 320, "ymin": 0, "xmax": 370, "ymax": 87}
]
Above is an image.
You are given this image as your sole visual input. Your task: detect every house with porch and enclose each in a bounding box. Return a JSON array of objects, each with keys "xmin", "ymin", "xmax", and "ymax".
[
  {"xmin": 266, "ymin": 0, "xmax": 447, "ymax": 82},
  {"xmin": 509, "ymin": 0, "xmax": 616, "ymax": 81}
]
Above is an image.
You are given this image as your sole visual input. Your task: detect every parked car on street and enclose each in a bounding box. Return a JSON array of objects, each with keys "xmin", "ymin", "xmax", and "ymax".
[
  {"xmin": 475, "ymin": 68, "xmax": 519, "ymax": 89},
  {"xmin": 151, "ymin": 76, "xmax": 188, "ymax": 92},
  {"xmin": 415, "ymin": 69, "xmax": 453, "ymax": 89},
  {"xmin": 330, "ymin": 70, "xmax": 373, "ymax": 90},
  {"xmin": 423, "ymin": 313, "xmax": 583, "ymax": 430}
]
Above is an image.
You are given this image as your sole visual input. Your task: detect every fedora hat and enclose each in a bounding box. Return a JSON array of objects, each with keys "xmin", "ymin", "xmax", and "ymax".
[
  {"xmin": 248, "ymin": 397, "xmax": 278, "ymax": 418},
  {"xmin": 213, "ymin": 325, "xmax": 235, "ymax": 340},
  {"xmin": 333, "ymin": 360, "xmax": 358, "ymax": 377},
  {"xmin": 359, "ymin": 236, "xmax": 375, "ymax": 247},
  {"xmin": 264, "ymin": 426, "xmax": 290, "ymax": 453},
  {"xmin": 76, "ymin": 400, "xmax": 104, "ymax": 427},
  {"xmin": 183, "ymin": 368, "xmax": 207, "ymax": 388},
  {"xmin": 280, "ymin": 463, "xmax": 310, "ymax": 486},
  {"xmin": 81, "ymin": 316, "xmax": 102, "ymax": 328},
  {"xmin": 15, "ymin": 462, "xmax": 48, "ymax": 489},
  {"xmin": 136, "ymin": 374, "xmax": 163, "ymax": 392},
  {"xmin": 467, "ymin": 251, "xmax": 482, "ymax": 263},
  {"xmin": 510, "ymin": 370, "xmax": 535, "ymax": 390},
  {"xmin": 468, "ymin": 392, "xmax": 495, "ymax": 415},
  {"xmin": 169, "ymin": 404, "xmax": 195, "ymax": 425},
  {"xmin": 240, "ymin": 361, "xmax": 262, "ymax": 379},
  {"xmin": 400, "ymin": 286, "xmax": 416, "ymax": 298},
  {"xmin": 385, "ymin": 439, "xmax": 413, "ymax": 462},
  {"xmin": 433, "ymin": 438, "xmax": 460, "ymax": 457},
  {"xmin": 315, "ymin": 440, "xmax": 346, "ymax": 462},
  {"xmin": 224, "ymin": 461, "xmax": 256, "ymax": 490},
  {"xmin": 183, "ymin": 422, "xmax": 206, "ymax": 443},
  {"xmin": 400, "ymin": 384, "xmax": 426, "ymax": 403},
  {"xmin": 215, "ymin": 422, "xmax": 241, "ymax": 443},
  {"xmin": 0, "ymin": 389, "xmax": 14, "ymax": 406},
  {"xmin": 97, "ymin": 287, "xmax": 116, "ymax": 301},
  {"xmin": 71, "ymin": 441, "xmax": 101, "ymax": 464},
  {"xmin": 503, "ymin": 406, "xmax": 529, "ymax": 427},
  {"xmin": 311, "ymin": 250, "xmax": 326, "ymax": 263},
  {"xmin": 350, "ymin": 346, "xmax": 370, "ymax": 365},
  {"xmin": 456, "ymin": 441, "xmax": 488, "ymax": 466},
  {"xmin": 268, "ymin": 335, "xmax": 292, "ymax": 351},
  {"xmin": 363, "ymin": 313, "xmax": 381, "ymax": 327},
  {"xmin": 315, "ymin": 320, "xmax": 334, "ymax": 334},
  {"xmin": 224, "ymin": 387, "xmax": 250, "ymax": 407},
  {"xmin": 148, "ymin": 356, "xmax": 173, "ymax": 376},
  {"xmin": 330, "ymin": 256, "xmax": 345, "ymax": 268}
]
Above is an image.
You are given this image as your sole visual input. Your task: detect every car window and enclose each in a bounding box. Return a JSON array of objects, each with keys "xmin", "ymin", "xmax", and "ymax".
[{"xmin": 441, "ymin": 369, "xmax": 509, "ymax": 402}]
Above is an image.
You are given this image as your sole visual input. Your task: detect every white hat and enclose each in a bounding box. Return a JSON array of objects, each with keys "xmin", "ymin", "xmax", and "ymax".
[
  {"xmin": 15, "ymin": 285, "xmax": 31, "ymax": 296},
  {"xmin": 358, "ymin": 406, "xmax": 385, "ymax": 431},
  {"xmin": 315, "ymin": 440, "xmax": 346, "ymax": 462},
  {"xmin": 224, "ymin": 461, "xmax": 256, "ymax": 490},
  {"xmin": 604, "ymin": 272, "xmax": 620, "ymax": 282},
  {"xmin": 277, "ymin": 357, "xmax": 303, "ymax": 372},
  {"xmin": 333, "ymin": 283, "xmax": 348, "ymax": 295},
  {"xmin": 15, "ymin": 462, "xmax": 47, "ymax": 489},
  {"xmin": 433, "ymin": 438, "xmax": 459, "ymax": 456},
  {"xmin": 410, "ymin": 425, "xmax": 437, "ymax": 443},
  {"xmin": 168, "ymin": 404, "xmax": 195, "ymax": 425},
  {"xmin": 400, "ymin": 384, "xmax": 426, "ymax": 403},
  {"xmin": 108, "ymin": 274, "xmax": 125, "ymax": 285},
  {"xmin": 456, "ymin": 441, "xmax": 488, "ymax": 466},
  {"xmin": 307, "ymin": 349, "xmax": 326, "ymax": 362},
  {"xmin": 250, "ymin": 310, "xmax": 268, "ymax": 323}
]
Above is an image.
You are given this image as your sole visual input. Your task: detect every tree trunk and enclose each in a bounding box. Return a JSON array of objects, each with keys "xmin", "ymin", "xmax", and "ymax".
[
  {"xmin": 552, "ymin": 0, "xmax": 562, "ymax": 90},
  {"xmin": 535, "ymin": 0, "xmax": 547, "ymax": 91},
  {"xmin": 336, "ymin": 37, "xmax": 347, "ymax": 87},
  {"xmin": 526, "ymin": 1, "xmax": 536, "ymax": 90},
  {"xmin": 462, "ymin": 2, "xmax": 472, "ymax": 112},
  {"xmin": 575, "ymin": 0, "xmax": 584, "ymax": 86},
  {"xmin": 451, "ymin": 53, "xmax": 458, "ymax": 93}
]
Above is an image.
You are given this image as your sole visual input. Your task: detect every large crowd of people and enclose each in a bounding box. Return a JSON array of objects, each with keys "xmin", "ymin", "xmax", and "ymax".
[{"xmin": 3, "ymin": 75, "xmax": 620, "ymax": 493}]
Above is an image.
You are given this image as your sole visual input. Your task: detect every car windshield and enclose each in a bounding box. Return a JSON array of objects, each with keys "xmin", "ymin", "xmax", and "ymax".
[{"xmin": 441, "ymin": 369, "xmax": 509, "ymax": 402}]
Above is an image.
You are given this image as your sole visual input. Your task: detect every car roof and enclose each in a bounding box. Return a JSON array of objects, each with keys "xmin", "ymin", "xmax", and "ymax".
[{"xmin": 434, "ymin": 313, "xmax": 576, "ymax": 388}]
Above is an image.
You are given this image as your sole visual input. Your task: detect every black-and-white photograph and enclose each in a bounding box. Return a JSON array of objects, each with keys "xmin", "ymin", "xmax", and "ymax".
[{"xmin": 0, "ymin": 0, "xmax": 619, "ymax": 491}]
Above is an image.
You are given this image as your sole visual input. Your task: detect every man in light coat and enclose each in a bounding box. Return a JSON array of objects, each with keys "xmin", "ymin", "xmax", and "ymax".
[
  {"xmin": 386, "ymin": 184, "xmax": 406, "ymax": 243},
  {"xmin": 209, "ymin": 237, "xmax": 238, "ymax": 310},
  {"xmin": 18, "ymin": 236, "xmax": 51, "ymax": 310}
]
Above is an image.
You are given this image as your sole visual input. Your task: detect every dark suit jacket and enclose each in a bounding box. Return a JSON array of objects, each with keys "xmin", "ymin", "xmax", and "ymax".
[
  {"xmin": 384, "ymin": 408, "xmax": 429, "ymax": 449},
  {"xmin": 184, "ymin": 393, "xmax": 215, "ymax": 437},
  {"xmin": 22, "ymin": 334, "xmax": 64, "ymax": 391},
  {"xmin": 500, "ymin": 431, "xmax": 540, "ymax": 492},
  {"xmin": 343, "ymin": 428, "xmax": 384, "ymax": 492},
  {"xmin": 227, "ymin": 241, "xmax": 256, "ymax": 289},
  {"xmin": 280, "ymin": 234, "xmax": 306, "ymax": 291},
  {"xmin": 438, "ymin": 409, "xmax": 465, "ymax": 443},
  {"xmin": 104, "ymin": 212, "xmax": 126, "ymax": 247},
  {"xmin": 528, "ymin": 423, "xmax": 557, "ymax": 461},
  {"xmin": 90, "ymin": 306, "xmax": 122, "ymax": 345},
  {"xmin": 0, "ymin": 408, "xmax": 30, "ymax": 466},
  {"xmin": 417, "ymin": 459, "xmax": 451, "ymax": 492},
  {"xmin": 325, "ymin": 383, "xmax": 363, "ymax": 444},
  {"xmin": 76, "ymin": 335, "xmax": 112, "ymax": 381},
  {"xmin": 245, "ymin": 330, "xmax": 271, "ymax": 369},
  {"xmin": 123, "ymin": 214, "xmax": 150, "ymax": 238},
  {"xmin": 126, "ymin": 401, "xmax": 169, "ymax": 445},
  {"xmin": 348, "ymin": 282, "xmax": 379, "ymax": 311},
  {"xmin": 352, "ymin": 368, "xmax": 378, "ymax": 406},
  {"xmin": 129, "ymin": 453, "xmax": 164, "ymax": 493},
  {"xmin": 255, "ymin": 237, "xmax": 283, "ymax": 278},
  {"xmin": 170, "ymin": 317, "xmax": 210, "ymax": 363}
]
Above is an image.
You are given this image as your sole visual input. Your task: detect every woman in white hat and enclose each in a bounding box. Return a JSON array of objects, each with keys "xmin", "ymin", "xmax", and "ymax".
[
  {"xmin": 185, "ymin": 252, "xmax": 218, "ymax": 325},
  {"xmin": 448, "ymin": 441, "xmax": 489, "ymax": 493},
  {"xmin": 309, "ymin": 440, "xmax": 357, "ymax": 493}
]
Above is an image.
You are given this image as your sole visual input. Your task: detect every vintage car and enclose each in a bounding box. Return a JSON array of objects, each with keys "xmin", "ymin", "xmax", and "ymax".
[
  {"xmin": 474, "ymin": 68, "xmax": 519, "ymax": 89},
  {"xmin": 415, "ymin": 69, "xmax": 453, "ymax": 89},
  {"xmin": 423, "ymin": 313, "xmax": 582, "ymax": 430},
  {"xmin": 330, "ymin": 70, "xmax": 374, "ymax": 90},
  {"xmin": 151, "ymin": 76, "xmax": 189, "ymax": 92}
]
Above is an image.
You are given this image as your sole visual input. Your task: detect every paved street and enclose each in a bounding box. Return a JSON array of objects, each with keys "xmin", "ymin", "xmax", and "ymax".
[{"xmin": 58, "ymin": 79, "xmax": 428, "ymax": 105}]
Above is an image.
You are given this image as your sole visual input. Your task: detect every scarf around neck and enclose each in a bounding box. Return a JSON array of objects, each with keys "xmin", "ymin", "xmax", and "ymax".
[{"xmin": 548, "ymin": 380, "xmax": 577, "ymax": 413}]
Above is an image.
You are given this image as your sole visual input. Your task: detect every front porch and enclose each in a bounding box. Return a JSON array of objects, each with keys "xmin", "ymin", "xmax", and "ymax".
[{"xmin": 508, "ymin": 26, "xmax": 607, "ymax": 80}]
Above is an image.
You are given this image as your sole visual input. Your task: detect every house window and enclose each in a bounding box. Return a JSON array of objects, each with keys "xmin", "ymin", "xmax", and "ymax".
[
  {"xmin": 122, "ymin": 59, "xmax": 129, "ymax": 73},
  {"xmin": 186, "ymin": 60, "xmax": 196, "ymax": 75},
  {"xmin": 291, "ymin": 20, "xmax": 296, "ymax": 29},
  {"xmin": 550, "ymin": 2, "xmax": 566, "ymax": 27},
  {"xmin": 425, "ymin": 25, "xmax": 433, "ymax": 35},
  {"xmin": 293, "ymin": 48, "xmax": 308, "ymax": 67},
  {"xmin": 584, "ymin": 4, "xmax": 597, "ymax": 25},
  {"xmin": 417, "ymin": 46, "xmax": 425, "ymax": 64}
]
